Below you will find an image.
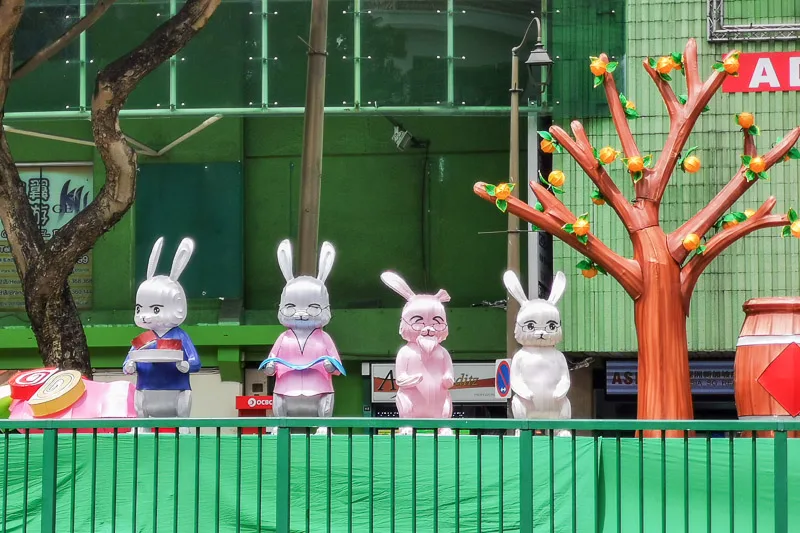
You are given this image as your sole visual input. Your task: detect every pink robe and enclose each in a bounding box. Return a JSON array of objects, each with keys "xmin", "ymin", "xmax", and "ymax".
[
  {"xmin": 271, "ymin": 329, "xmax": 341, "ymax": 397},
  {"xmin": 395, "ymin": 343, "xmax": 454, "ymax": 419}
]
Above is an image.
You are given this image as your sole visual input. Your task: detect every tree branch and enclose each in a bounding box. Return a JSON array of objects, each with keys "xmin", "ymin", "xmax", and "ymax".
[
  {"xmin": 642, "ymin": 60, "xmax": 680, "ymax": 122},
  {"xmin": 599, "ymin": 53, "xmax": 640, "ymax": 160},
  {"xmin": 668, "ymin": 126, "xmax": 800, "ymax": 263},
  {"xmin": 29, "ymin": 0, "xmax": 222, "ymax": 296},
  {"xmin": 12, "ymin": 0, "xmax": 118, "ymax": 81},
  {"xmin": 549, "ymin": 122, "xmax": 648, "ymax": 231},
  {"xmin": 473, "ymin": 181, "xmax": 644, "ymax": 299},
  {"xmin": 680, "ymin": 197, "xmax": 788, "ymax": 311}
]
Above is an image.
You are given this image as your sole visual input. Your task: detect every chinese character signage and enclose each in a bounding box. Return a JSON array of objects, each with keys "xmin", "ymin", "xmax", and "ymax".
[
  {"xmin": 0, "ymin": 164, "xmax": 93, "ymax": 310},
  {"xmin": 606, "ymin": 360, "xmax": 734, "ymax": 395}
]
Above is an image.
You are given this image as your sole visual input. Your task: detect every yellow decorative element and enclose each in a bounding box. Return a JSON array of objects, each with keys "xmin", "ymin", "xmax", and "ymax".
[
  {"xmin": 682, "ymin": 234, "xmax": 701, "ymax": 251},
  {"xmin": 573, "ymin": 218, "xmax": 590, "ymax": 237},
  {"xmin": 590, "ymin": 59, "xmax": 608, "ymax": 76},
  {"xmin": 540, "ymin": 139, "xmax": 556, "ymax": 154},
  {"xmin": 723, "ymin": 54, "xmax": 740, "ymax": 74},
  {"xmin": 744, "ymin": 209, "xmax": 756, "ymax": 219},
  {"xmin": 683, "ymin": 155, "xmax": 701, "ymax": 173},
  {"xmin": 548, "ymin": 170, "xmax": 566, "ymax": 188},
  {"xmin": 656, "ymin": 57, "xmax": 673, "ymax": 74},
  {"xmin": 792, "ymin": 220, "xmax": 800, "ymax": 238},
  {"xmin": 737, "ymin": 113, "xmax": 754, "ymax": 129},
  {"xmin": 627, "ymin": 156, "xmax": 645, "ymax": 172},
  {"xmin": 599, "ymin": 146, "xmax": 619, "ymax": 164},
  {"xmin": 749, "ymin": 157, "xmax": 766, "ymax": 174},
  {"xmin": 494, "ymin": 183, "xmax": 512, "ymax": 200},
  {"xmin": 28, "ymin": 370, "xmax": 86, "ymax": 417}
]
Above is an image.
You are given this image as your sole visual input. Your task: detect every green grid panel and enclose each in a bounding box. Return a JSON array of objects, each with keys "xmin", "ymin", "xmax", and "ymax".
[{"xmin": 721, "ymin": 0, "xmax": 800, "ymax": 26}]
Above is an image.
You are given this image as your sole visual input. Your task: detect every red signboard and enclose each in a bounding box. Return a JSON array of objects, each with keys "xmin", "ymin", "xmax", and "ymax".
[
  {"xmin": 235, "ymin": 395, "xmax": 273, "ymax": 410},
  {"xmin": 723, "ymin": 52, "xmax": 800, "ymax": 94}
]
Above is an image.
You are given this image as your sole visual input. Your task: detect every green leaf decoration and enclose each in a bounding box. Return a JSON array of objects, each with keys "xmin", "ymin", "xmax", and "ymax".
[
  {"xmin": 552, "ymin": 186, "xmax": 565, "ymax": 195},
  {"xmin": 659, "ymin": 73, "xmax": 672, "ymax": 82},
  {"xmin": 606, "ymin": 61, "xmax": 618, "ymax": 73},
  {"xmin": 578, "ymin": 212, "xmax": 589, "ymax": 221},
  {"xmin": 713, "ymin": 62, "xmax": 724, "ymax": 72},
  {"xmin": 591, "ymin": 189, "xmax": 605, "ymax": 202},
  {"xmin": 732, "ymin": 212, "xmax": 748, "ymax": 222},
  {"xmin": 535, "ymin": 201, "xmax": 544, "ymax": 212},
  {"xmin": 643, "ymin": 154, "xmax": 654, "ymax": 167},
  {"xmin": 697, "ymin": 245, "xmax": 707, "ymax": 255},
  {"xmin": 595, "ymin": 264, "xmax": 608, "ymax": 275},
  {"xmin": 648, "ymin": 57, "xmax": 657, "ymax": 69},
  {"xmin": 788, "ymin": 208, "xmax": 798, "ymax": 223},
  {"xmin": 538, "ymin": 131, "xmax": 554, "ymax": 141},
  {"xmin": 735, "ymin": 114, "xmax": 741, "ymax": 124},
  {"xmin": 563, "ymin": 223, "xmax": 574, "ymax": 233},
  {"xmin": 624, "ymin": 107, "xmax": 640, "ymax": 119},
  {"xmin": 576, "ymin": 259, "xmax": 593, "ymax": 271},
  {"xmin": 632, "ymin": 170, "xmax": 643, "ymax": 183},
  {"xmin": 722, "ymin": 213, "xmax": 737, "ymax": 223},
  {"xmin": 593, "ymin": 75, "xmax": 604, "ymax": 88},
  {"xmin": 589, "ymin": 56, "xmax": 599, "ymax": 62},
  {"xmin": 671, "ymin": 52, "xmax": 683, "ymax": 64},
  {"xmin": 538, "ymin": 171, "xmax": 548, "ymax": 186},
  {"xmin": 741, "ymin": 155, "xmax": 753, "ymax": 166},
  {"xmin": 748, "ymin": 125, "xmax": 761, "ymax": 136},
  {"xmin": 507, "ymin": 183, "xmax": 516, "ymax": 192},
  {"xmin": 759, "ymin": 171, "xmax": 769, "ymax": 181},
  {"xmin": 782, "ymin": 225, "xmax": 792, "ymax": 238},
  {"xmin": 555, "ymin": 143, "xmax": 563, "ymax": 154},
  {"xmin": 592, "ymin": 147, "xmax": 599, "ymax": 158},
  {"xmin": 619, "ymin": 94, "xmax": 628, "ymax": 106},
  {"xmin": 485, "ymin": 184, "xmax": 496, "ymax": 196},
  {"xmin": 788, "ymin": 147, "xmax": 800, "ymax": 160},
  {"xmin": 677, "ymin": 94, "xmax": 688, "ymax": 104},
  {"xmin": 577, "ymin": 234, "xmax": 589, "ymax": 245},
  {"xmin": 685, "ymin": 146, "xmax": 698, "ymax": 157},
  {"xmin": 702, "ymin": 105, "xmax": 710, "ymax": 113},
  {"xmin": 495, "ymin": 199, "xmax": 508, "ymax": 212},
  {"xmin": 745, "ymin": 169, "xmax": 757, "ymax": 182}
]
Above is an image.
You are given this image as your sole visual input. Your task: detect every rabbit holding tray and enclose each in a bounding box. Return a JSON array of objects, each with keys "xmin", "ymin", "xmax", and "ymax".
[
  {"xmin": 123, "ymin": 237, "xmax": 201, "ymax": 430},
  {"xmin": 503, "ymin": 270, "xmax": 572, "ymax": 437},
  {"xmin": 260, "ymin": 239, "xmax": 343, "ymax": 434}
]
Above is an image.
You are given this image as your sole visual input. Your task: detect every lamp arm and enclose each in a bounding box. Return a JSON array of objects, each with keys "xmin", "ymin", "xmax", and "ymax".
[{"xmin": 513, "ymin": 16, "xmax": 541, "ymax": 54}]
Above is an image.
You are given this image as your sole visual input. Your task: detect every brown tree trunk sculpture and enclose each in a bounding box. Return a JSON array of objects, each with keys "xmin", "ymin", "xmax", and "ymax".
[
  {"xmin": 474, "ymin": 39, "xmax": 800, "ymax": 435},
  {"xmin": 0, "ymin": 0, "xmax": 221, "ymax": 375}
]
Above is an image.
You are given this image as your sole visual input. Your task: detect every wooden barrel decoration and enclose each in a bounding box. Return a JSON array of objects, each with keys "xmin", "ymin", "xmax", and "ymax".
[{"xmin": 735, "ymin": 297, "xmax": 800, "ymax": 438}]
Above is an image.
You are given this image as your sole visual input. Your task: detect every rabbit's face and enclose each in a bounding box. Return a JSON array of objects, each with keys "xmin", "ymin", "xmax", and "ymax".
[
  {"xmin": 278, "ymin": 276, "xmax": 331, "ymax": 330},
  {"xmin": 134, "ymin": 276, "xmax": 187, "ymax": 333},
  {"xmin": 399, "ymin": 296, "xmax": 448, "ymax": 353},
  {"xmin": 514, "ymin": 300, "xmax": 562, "ymax": 347}
]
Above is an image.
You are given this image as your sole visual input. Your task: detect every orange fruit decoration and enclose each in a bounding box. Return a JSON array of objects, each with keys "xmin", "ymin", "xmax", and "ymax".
[
  {"xmin": 723, "ymin": 54, "xmax": 740, "ymax": 74},
  {"xmin": 494, "ymin": 183, "xmax": 512, "ymax": 200},
  {"xmin": 591, "ymin": 196, "xmax": 606, "ymax": 206},
  {"xmin": 590, "ymin": 59, "xmax": 608, "ymax": 76},
  {"xmin": 744, "ymin": 209, "xmax": 756, "ymax": 219},
  {"xmin": 723, "ymin": 219, "xmax": 739, "ymax": 230},
  {"xmin": 749, "ymin": 157, "xmax": 766, "ymax": 174},
  {"xmin": 792, "ymin": 220, "xmax": 800, "ymax": 238},
  {"xmin": 573, "ymin": 218, "xmax": 590, "ymax": 237},
  {"xmin": 548, "ymin": 170, "xmax": 566, "ymax": 188},
  {"xmin": 656, "ymin": 57, "xmax": 673, "ymax": 74},
  {"xmin": 627, "ymin": 156, "xmax": 645, "ymax": 173},
  {"xmin": 738, "ymin": 113, "xmax": 755, "ymax": 129},
  {"xmin": 599, "ymin": 146, "xmax": 618, "ymax": 164},
  {"xmin": 541, "ymin": 139, "xmax": 557, "ymax": 154},
  {"xmin": 625, "ymin": 100, "xmax": 636, "ymax": 110},
  {"xmin": 581, "ymin": 267, "xmax": 598, "ymax": 279},
  {"xmin": 683, "ymin": 155, "xmax": 701, "ymax": 173},
  {"xmin": 670, "ymin": 56, "xmax": 682, "ymax": 70},
  {"xmin": 682, "ymin": 234, "xmax": 701, "ymax": 251}
]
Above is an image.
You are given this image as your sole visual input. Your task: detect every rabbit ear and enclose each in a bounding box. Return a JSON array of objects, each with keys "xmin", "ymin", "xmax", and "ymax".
[
  {"xmin": 434, "ymin": 289, "xmax": 451, "ymax": 303},
  {"xmin": 547, "ymin": 271, "xmax": 567, "ymax": 305},
  {"xmin": 317, "ymin": 242, "xmax": 336, "ymax": 283},
  {"xmin": 277, "ymin": 239, "xmax": 294, "ymax": 282},
  {"xmin": 380, "ymin": 271, "xmax": 416, "ymax": 301},
  {"xmin": 502, "ymin": 270, "xmax": 529, "ymax": 306},
  {"xmin": 147, "ymin": 237, "xmax": 165, "ymax": 280},
  {"xmin": 169, "ymin": 238, "xmax": 195, "ymax": 281}
]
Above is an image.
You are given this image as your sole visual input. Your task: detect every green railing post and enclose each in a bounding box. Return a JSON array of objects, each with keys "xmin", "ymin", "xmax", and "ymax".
[
  {"xmin": 276, "ymin": 427, "xmax": 291, "ymax": 533},
  {"xmin": 774, "ymin": 430, "xmax": 788, "ymax": 533},
  {"xmin": 519, "ymin": 428, "xmax": 533, "ymax": 532},
  {"xmin": 41, "ymin": 429, "xmax": 58, "ymax": 533}
]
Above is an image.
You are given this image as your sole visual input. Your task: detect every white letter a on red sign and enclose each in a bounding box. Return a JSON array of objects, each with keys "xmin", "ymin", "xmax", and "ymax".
[{"xmin": 749, "ymin": 58, "xmax": 780, "ymax": 89}]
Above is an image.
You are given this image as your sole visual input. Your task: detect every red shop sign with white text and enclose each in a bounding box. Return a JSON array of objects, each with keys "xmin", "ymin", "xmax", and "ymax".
[{"xmin": 723, "ymin": 52, "xmax": 800, "ymax": 93}]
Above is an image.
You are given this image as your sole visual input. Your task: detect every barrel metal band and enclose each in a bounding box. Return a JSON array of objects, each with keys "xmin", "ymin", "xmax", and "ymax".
[{"xmin": 736, "ymin": 336, "xmax": 800, "ymax": 347}]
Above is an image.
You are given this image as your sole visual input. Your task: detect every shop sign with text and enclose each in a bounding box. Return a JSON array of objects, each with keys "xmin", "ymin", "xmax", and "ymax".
[
  {"xmin": 722, "ymin": 52, "xmax": 800, "ymax": 93},
  {"xmin": 371, "ymin": 363, "xmax": 502, "ymax": 403},
  {"xmin": 606, "ymin": 360, "xmax": 734, "ymax": 395}
]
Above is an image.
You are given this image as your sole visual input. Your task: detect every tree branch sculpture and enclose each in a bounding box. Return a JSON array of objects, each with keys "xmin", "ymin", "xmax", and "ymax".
[
  {"xmin": 474, "ymin": 38, "xmax": 800, "ymax": 434},
  {"xmin": 0, "ymin": 0, "xmax": 221, "ymax": 375}
]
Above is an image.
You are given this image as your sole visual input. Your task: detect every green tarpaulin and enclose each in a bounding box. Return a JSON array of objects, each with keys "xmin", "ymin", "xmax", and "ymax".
[{"xmin": 0, "ymin": 434, "xmax": 796, "ymax": 532}]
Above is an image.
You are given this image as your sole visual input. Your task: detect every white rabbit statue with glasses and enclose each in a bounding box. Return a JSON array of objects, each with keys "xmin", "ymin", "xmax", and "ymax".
[
  {"xmin": 504, "ymin": 270, "xmax": 572, "ymax": 437},
  {"xmin": 123, "ymin": 237, "xmax": 202, "ymax": 432},
  {"xmin": 380, "ymin": 271, "xmax": 455, "ymax": 437},
  {"xmin": 260, "ymin": 239, "xmax": 344, "ymax": 435}
]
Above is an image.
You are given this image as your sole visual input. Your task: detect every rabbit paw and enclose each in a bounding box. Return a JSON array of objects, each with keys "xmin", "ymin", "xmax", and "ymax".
[
  {"xmin": 322, "ymin": 360, "xmax": 336, "ymax": 374},
  {"xmin": 263, "ymin": 361, "xmax": 277, "ymax": 376},
  {"xmin": 176, "ymin": 361, "xmax": 190, "ymax": 373},
  {"xmin": 398, "ymin": 427, "xmax": 413, "ymax": 436},
  {"xmin": 555, "ymin": 429, "xmax": 572, "ymax": 438},
  {"xmin": 438, "ymin": 428, "xmax": 454, "ymax": 437},
  {"xmin": 123, "ymin": 361, "xmax": 137, "ymax": 375},
  {"xmin": 442, "ymin": 374, "xmax": 455, "ymax": 388}
]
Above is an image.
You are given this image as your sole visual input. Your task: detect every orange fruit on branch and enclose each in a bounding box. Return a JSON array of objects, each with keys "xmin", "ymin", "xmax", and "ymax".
[
  {"xmin": 682, "ymin": 234, "xmax": 701, "ymax": 251},
  {"xmin": 625, "ymin": 100, "xmax": 636, "ymax": 110},
  {"xmin": 744, "ymin": 209, "xmax": 756, "ymax": 219},
  {"xmin": 656, "ymin": 57, "xmax": 673, "ymax": 74},
  {"xmin": 737, "ymin": 113, "xmax": 755, "ymax": 129},
  {"xmin": 749, "ymin": 157, "xmax": 766, "ymax": 174},
  {"xmin": 581, "ymin": 267, "xmax": 598, "ymax": 279},
  {"xmin": 591, "ymin": 196, "xmax": 606, "ymax": 206},
  {"xmin": 573, "ymin": 218, "xmax": 590, "ymax": 237},
  {"xmin": 494, "ymin": 183, "xmax": 512, "ymax": 200},
  {"xmin": 548, "ymin": 170, "xmax": 566, "ymax": 188},
  {"xmin": 722, "ymin": 219, "xmax": 739, "ymax": 230},
  {"xmin": 723, "ymin": 55, "xmax": 740, "ymax": 74},
  {"xmin": 627, "ymin": 156, "xmax": 645, "ymax": 172},
  {"xmin": 599, "ymin": 146, "xmax": 619, "ymax": 164},
  {"xmin": 590, "ymin": 59, "xmax": 608, "ymax": 76},
  {"xmin": 792, "ymin": 220, "xmax": 800, "ymax": 238},
  {"xmin": 683, "ymin": 155, "xmax": 701, "ymax": 173},
  {"xmin": 541, "ymin": 139, "xmax": 557, "ymax": 154}
]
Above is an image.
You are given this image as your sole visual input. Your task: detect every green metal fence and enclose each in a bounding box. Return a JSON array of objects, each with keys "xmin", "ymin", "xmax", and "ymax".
[{"xmin": 0, "ymin": 417, "xmax": 797, "ymax": 532}]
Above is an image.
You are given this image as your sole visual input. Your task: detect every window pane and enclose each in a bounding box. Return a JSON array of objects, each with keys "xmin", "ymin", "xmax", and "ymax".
[
  {"xmin": 177, "ymin": 1, "xmax": 262, "ymax": 109},
  {"xmin": 8, "ymin": 1, "xmax": 81, "ymax": 113},
  {"xmin": 361, "ymin": 0, "xmax": 447, "ymax": 107},
  {"xmin": 86, "ymin": 1, "xmax": 171, "ymax": 110}
]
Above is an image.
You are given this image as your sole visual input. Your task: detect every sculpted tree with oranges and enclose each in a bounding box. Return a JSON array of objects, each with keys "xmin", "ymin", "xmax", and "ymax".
[{"xmin": 474, "ymin": 39, "xmax": 800, "ymax": 428}]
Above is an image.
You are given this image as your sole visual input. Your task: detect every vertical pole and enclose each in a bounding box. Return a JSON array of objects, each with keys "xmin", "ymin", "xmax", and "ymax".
[
  {"xmin": 506, "ymin": 50, "xmax": 522, "ymax": 360},
  {"xmin": 353, "ymin": 0, "xmax": 361, "ymax": 107},
  {"xmin": 78, "ymin": 0, "xmax": 87, "ymax": 112},
  {"xmin": 41, "ymin": 429, "xmax": 58, "ymax": 533},
  {"xmin": 297, "ymin": 0, "xmax": 329, "ymax": 275},
  {"xmin": 276, "ymin": 427, "xmax": 291, "ymax": 533},
  {"xmin": 446, "ymin": 0, "xmax": 454, "ymax": 105},
  {"xmin": 261, "ymin": 0, "xmax": 269, "ymax": 108},
  {"xmin": 527, "ymin": 111, "xmax": 539, "ymax": 298},
  {"xmin": 774, "ymin": 430, "xmax": 788, "ymax": 533},
  {"xmin": 169, "ymin": 0, "xmax": 177, "ymax": 110}
]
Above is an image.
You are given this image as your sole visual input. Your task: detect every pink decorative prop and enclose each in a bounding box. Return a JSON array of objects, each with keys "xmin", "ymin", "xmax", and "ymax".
[
  {"xmin": 270, "ymin": 329, "xmax": 340, "ymax": 396},
  {"xmin": 380, "ymin": 271, "xmax": 455, "ymax": 436}
]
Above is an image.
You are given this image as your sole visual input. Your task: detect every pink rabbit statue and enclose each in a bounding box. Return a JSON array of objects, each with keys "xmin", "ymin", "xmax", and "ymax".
[{"xmin": 380, "ymin": 271, "xmax": 454, "ymax": 436}]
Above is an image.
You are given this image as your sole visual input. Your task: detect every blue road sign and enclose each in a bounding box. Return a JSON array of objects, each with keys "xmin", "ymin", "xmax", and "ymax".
[{"xmin": 496, "ymin": 360, "xmax": 511, "ymax": 398}]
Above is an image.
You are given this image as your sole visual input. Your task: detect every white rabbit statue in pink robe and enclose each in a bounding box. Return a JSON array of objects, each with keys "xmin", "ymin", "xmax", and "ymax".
[{"xmin": 380, "ymin": 271, "xmax": 454, "ymax": 436}]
